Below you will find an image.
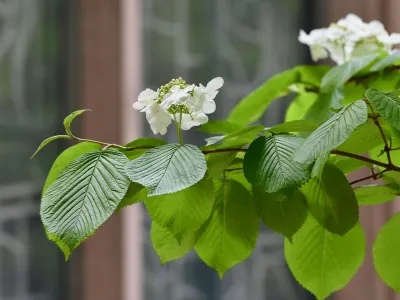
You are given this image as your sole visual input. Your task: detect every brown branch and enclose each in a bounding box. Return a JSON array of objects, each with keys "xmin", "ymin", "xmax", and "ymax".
[
  {"xmin": 350, "ymin": 170, "xmax": 387, "ymax": 185},
  {"xmin": 365, "ymin": 99, "xmax": 392, "ymax": 165}
]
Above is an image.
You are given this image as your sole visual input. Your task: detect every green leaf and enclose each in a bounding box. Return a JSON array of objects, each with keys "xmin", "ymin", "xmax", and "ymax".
[
  {"xmin": 203, "ymin": 125, "xmax": 264, "ymax": 150},
  {"xmin": 228, "ymin": 65, "xmax": 330, "ymax": 125},
  {"xmin": 285, "ymin": 92, "xmax": 318, "ymax": 122},
  {"xmin": 321, "ymin": 53, "xmax": 380, "ymax": 92},
  {"xmin": 145, "ymin": 176, "xmax": 215, "ymax": 241},
  {"xmin": 365, "ymin": 70, "xmax": 400, "ymax": 92},
  {"xmin": 151, "ymin": 222, "xmax": 198, "ymax": 265},
  {"xmin": 304, "ymin": 88, "xmax": 344, "ymax": 124},
  {"xmin": 268, "ymin": 120, "xmax": 319, "ymax": 134},
  {"xmin": 285, "ymin": 217, "xmax": 365, "ymax": 300},
  {"xmin": 254, "ymin": 188, "xmax": 307, "ymax": 239},
  {"xmin": 121, "ymin": 138, "xmax": 167, "ymax": 160},
  {"xmin": 31, "ymin": 135, "xmax": 72, "ymax": 159},
  {"xmin": 295, "ymin": 100, "xmax": 368, "ymax": 165},
  {"xmin": 336, "ymin": 119, "xmax": 385, "ymax": 154},
  {"xmin": 301, "ymin": 164, "xmax": 359, "ymax": 235},
  {"xmin": 207, "ymin": 152, "xmax": 237, "ymax": 178},
  {"xmin": 43, "ymin": 142, "xmax": 102, "ymax": 194},
  {"xmin": 354, "ymin": 184, "xmax": 398, "ymax": 206},
  {"xmin": 373, "ymin": 213, "xmax": 400, "ymax": 292},
  {"xmin": 328, "ymin": 156, "xmax": 371, "ymax": 174},
  {"xmin": 311, "ymin": 153, "xmax": 330, "ymax": 178},
  {"xmin": 199, "ymin": 120, "xmax": 244, "ymax": 135},
  {"xmin": 244, "ymin": 135, "xmax": 311, "ymax": 193},
  {"xmin": 125, "ymin": 144, "xmax": 206, "ymax": 196},
  {"xmin": 195, "ymin": 180, "xmax": 259, "ymax": 278},
  {"xmin": 41, "ymin": 149, "xmax": 130, "ymax": 259},
  {"xmin": 370, "ymin": 51, "xmax": 400, "ymax": 71},
  {"xmin": 366, "ymin": 88, "xmax": 400, "ymax": 131},
  {"xmin": 116, "ymin": 182, "xmax": 147, "ymax": 212},
  {"xmin": 63, "ymin": 109, "xmax": 91, "ymax": 137}
]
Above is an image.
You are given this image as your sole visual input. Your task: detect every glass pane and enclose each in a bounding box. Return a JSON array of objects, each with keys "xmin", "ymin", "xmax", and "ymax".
[
  {"xmin": 142, "ymin": 0, "xmax": 315, "ymax": 299},
  {"xmin": 0, "ymin": 0, "xmax": 67, "ymax": 299}
]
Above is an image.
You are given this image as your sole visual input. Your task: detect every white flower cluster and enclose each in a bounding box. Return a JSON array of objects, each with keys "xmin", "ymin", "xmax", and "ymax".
[
  {"xmin": 133, "ymin": 77, "xmax": 224, "ymax": 135},
  {"xmin": 299, "ymin": 14, "xmax": 400, "ymax": 65}
]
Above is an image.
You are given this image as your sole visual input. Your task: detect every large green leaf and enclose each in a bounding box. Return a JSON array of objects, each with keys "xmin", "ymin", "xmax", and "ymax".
[
  {"xmin": 373, "ymin": 213, "xmax": 400, "ymax": 292},
  {"xmin": 295, "ymin": 100, "xmax": 368, "ymax": 165},
  {"xmin": 268, "ymin": 120, "xmax": 319, "ymax": 134},
  {"xmin": 327, "ymin": 156, "xmax": 371, "ymax": 174},
  {"xmin": 301, "ymin": 164, "xmax": 359, "ymax": 235},
  {"xmin": 370, "ymin": 51, "xmax": 400, "ymax": 71},
  {"xmin": 116, "ymin": 182, "xmax": 147, "ymax": 212},
  {"xmin": 366, "ymin": 88, "xmax": 400, "ymax": 131},
  {"xmin": 41, "ymin": 149, "xmax": 130, "ymax": 259},
  {"xmin": 145, "ymin": 176, "xmax": 215, "ymax": 241},
  {"xmin": 228, "ymin": 65, "xmax": 330, "ymax": 125},
  {"xmin": 43, "ymin": 142, "xmax": 102, "ymax": 194},
  {"xmin": 195, "ymin": 180, "xmax": 259, "ymax": 278},
  {"xmin": 151, "ymin": 222, "xmax": 198, "ymax": 265},
  {"xmin": 285, "ymin": 217, "xmax": 365, "ymax": 300},
  {"xmin": 31, "ymin": 135, "xmax": 72, "ymax": 159},
  {"xmin": 63, "ymin": 109, "xmax": 91, "ymax": 137},
  {"xmin": 354, "ymin": 185, "xmax": 398, "ymax": 206},
  {"xmin": 285, "ymin": 92, "xmax": 318, "ymax": 122},
  {"xmin": 336, "ymin": 119, "xmax": 385, "ymax": 154},
  {"xmin": 320, "ymin": 53, "xmax": 379, "ymax": 92},
  {"xmin": 125, "ymin": 144, "xmax": 206, "ymax": 196},
  {"xmin": 304, "ymin": 88, "xmax": 344, "ymax": 124},
  {"xmin": 244, "ymin": 135, "xmax": 310, "ymax": 193},
  {"xmin": 254, "ymin": 188, "xmax": 307, "ymax": 239},
  {"xmin": 199, "ymin": 120, "xmax": 244, "ymax": 134},
  {"xmin": 121, "ymin": 138, "xmax": 167, "ymax": 160}
]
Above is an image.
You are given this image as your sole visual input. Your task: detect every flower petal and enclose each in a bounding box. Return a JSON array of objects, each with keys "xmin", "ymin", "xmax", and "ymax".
[
  {"xmin": 138, "ymin": 88, "xmax": 157, "ymax": 101},
  {"xmin": 206, "ymin": 77, "xmax": 224, "ymax": 92},
  {"xmin": 203, "ymin": 100, "xmax": 216, "ymax": 114}
]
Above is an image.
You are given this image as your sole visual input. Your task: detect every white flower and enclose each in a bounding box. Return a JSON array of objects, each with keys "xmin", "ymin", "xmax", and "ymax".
[
  {"xmin": 160, "ymin": 85, "xmax": 194, "ymax": 110},
  {"xmin": 145, "ymin": 103, "xmax": 171, "ymax": 135},
  {"xmin": 299, "ymin": 14, "xmax": 400, "ymax": 65},
  {"xmin": 132, "ymin": 88, "xmax": 158, "ymax": 111},
  {"xmin": 191, "ymin": 77, "xmax": 224, "ymax": 114},
  {"xmin": 174, "ymin": 112, "xmax": 209, "ymax": 130}
]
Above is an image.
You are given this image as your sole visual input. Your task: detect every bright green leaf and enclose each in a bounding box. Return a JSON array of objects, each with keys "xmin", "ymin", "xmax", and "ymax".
[
  {"xmin": 145, "ymin": 176, "xmax": 215, "ymax": 241},
  {"xmin": 285, "ymin": 217, "xmax": 365, "ymax": 300},
  {"xmin": 328, "ymin": 156, "xmax": 371, "ymax": 174},
  {"xmin": 199, "ymin": 120, "xmax": 244, "ymax": 134},
  {"xmin": 151, "ymin": 222, "xmax": 198, "ymax": 265},
  {"xmin": 370, "ymin": 51, "xmax": 400, "ymax": 71},
  {"xmin": 304, "ymin": 88, "xmax": 344, "ymax": 124},
  {"xmin": 41, "ymin": 149, "xmax": 130, "ymax": 259},
  {"xmin": 366, "ymin": 88, "xmax": 400, "ymax": 131},
  {"xmin": 336, "ymin": 119, "xmax": 386, "ymax": 154},
  {"xmin": 31, "ymin": 135, "xmax": 72, "ymax": 159},
  {"xmin": 195, "ymin": 180, "xmax": 259, "ymax": 278},
  {"xmin": 43, "ymin": 142, "xmax": 101, "ymax": 194},
  {"xmin": 207, "ymin": 152, "xmax": 237, "ymax": 178},
  {"xmin": 268, "ymin": 120, "xmax": 319, "ymax": 134},
  {"xmin": 373, "ymin": 213, "xmax": 400, "ymax": 292},
  {"xmin": 121, "ymin": 138, "xmax": 167, "ymax": 160},
  {"xmin": 228, "ymin": 65, "xmax": 330, "ymax": 125},
  {"xmin": 244, "ymin": 135, "xmax": 311, "ymax": 193},
  {"xmin": 254, "ymin": 188, "xmax": 307, "ymax": 239},
  {"xmin": 63, "ymin": 109, "xmax": 91, "ymax": 137},
  {"xmin": 285, "ymin": 92, "xmax": 318, "ymax": 122},
  {"xmin": 125, "ymin": 144, "xmax": 206, "ymax": 196},
  {"xmin": 116, "ymin": 182, "xmax": 147, "ymax": 212},
  {"xmin": 311, "ymin": 152, "xmax": 330, "ymax": 178},
  {"xmin": 301, "ymin": 164, "xmax": 359, "ymax": 235},
  {"xmin": 321, "ymin": 53, "xmax": 380, "ymax": 92},
  {"xmin": 354, "ymin": 184, "xmax": 398, "ymax": 206},
  {"xmin": 295, "ymin": 100, "xmax": 368, "ymax": 165}
]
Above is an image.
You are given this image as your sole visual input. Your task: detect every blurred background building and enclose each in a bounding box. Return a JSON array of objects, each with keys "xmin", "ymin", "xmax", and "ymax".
[{"xmin": 1, "ymin": 0, "xmax": 400, "ymax": 299}]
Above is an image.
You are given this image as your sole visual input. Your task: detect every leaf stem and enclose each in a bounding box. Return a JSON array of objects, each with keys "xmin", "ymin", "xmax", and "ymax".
[
  {"xmin": 365, "ymin": 99, "xmax": 392, "ymax": 165},
  {"xmin": 350, "ymin": 170, "xmax": 387, "ymax": 185}
]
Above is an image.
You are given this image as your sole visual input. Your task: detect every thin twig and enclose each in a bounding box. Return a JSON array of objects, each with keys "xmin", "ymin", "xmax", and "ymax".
[
  {"xmin": 365, "ymin": 99, "xmax": 392, "ymax": 165},
  {"xmin": 350, "ymin": 170, "xmax": 387, "ymax": 185},
  {"xmin": 202, "ymin": 149, "xmax": 248, "ymax": 154},
  {"xmin": 224, "ymin": 167, "xmax": 243, "ymax": 172}
]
